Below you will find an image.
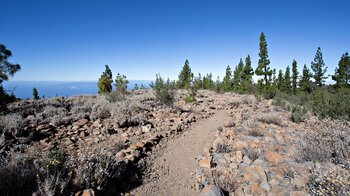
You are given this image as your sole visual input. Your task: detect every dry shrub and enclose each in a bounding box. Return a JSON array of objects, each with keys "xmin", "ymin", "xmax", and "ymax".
[
  {"xmin": 212, "ymin": 169, "xmax": 238, "ymax": 192},
  {"xmin": 256, "ymin": 112, "xmax": 283, "ymax": 126},
  {"xmin": 243, "ymin": 119, "xmax": 264, "ymax": 137},
  {"xmin": 243, "ymin": 146, "xmax": 261, "ymax": 162},
  {"xmin": 69, "ymin": 146, "xmax": 126, "ymax": 191},
  {"xmin": 228, "ymin": 99, "xmax": 240, "ymax": 108},
  {"xmin": 308, "ymin": 164, "xmax": 350, "ymax": 195},
  {"xmin": 241, "ymin": 95, "xmax": 256, "ymax": 105},
  {"xmin": 299, "ymin": 119, "xmax": 350, "ymax": 163},
  {"xmin": 0, "ymin": 113, "xmax": 24, "ymax": 134},
  {"xmin": 0, "ymin": 153, "xmax": 38, "ymax": 195},
  {"xmin": 213, "ymin": 138, "xmax": 231, "ymax": 154}
]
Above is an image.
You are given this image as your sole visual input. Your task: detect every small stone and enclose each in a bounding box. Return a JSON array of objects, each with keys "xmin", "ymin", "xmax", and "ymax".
[
  {"xmin": 74, "ymin": 119, "xmax": 89, "ymax": 128},
  {"xmin": 293, "ymin": 176, "xmax": 309, "ymax": 188},
  {"xmin": 224, "ymin": 121, "xmax": 236, "ymax": 128},
  {"xmin": 199, "ymin": 158, "xmax": 212, "ymax": 168},
  {"xmin": 203, "ymin": 148, "xmax": 211, "ymax": 157},
  {"xmin": 290, "ymin": 191, "xmax": 308, "ymax": 196}
]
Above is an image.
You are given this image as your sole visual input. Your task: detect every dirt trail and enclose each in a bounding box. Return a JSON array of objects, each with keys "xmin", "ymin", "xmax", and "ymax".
[{"xmin": 133, "ymin": 110, "xmax": 230, "ymax": 196}]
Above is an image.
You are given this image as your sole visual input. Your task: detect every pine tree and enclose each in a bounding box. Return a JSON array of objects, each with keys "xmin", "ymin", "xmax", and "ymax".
[
  {"xmin": 177, "ymin": 59, "xmax": 193, "ymax": 89},
  {"xmin": 233, "ymin": 59, "xmax": 244, "ymax": 91},
  {"xmin": 222, "ymin": 66, "xmax": 232, "ymax": 92},
  {"xmin": 153, "ymin": 74, "xmax": 174, "ymax": 105},
  {"xmin": 284, "ymin": 65, "xmax": 291, "ymax": 93},
  {"xmin": 300, "ymin": 64, "xmax": 312, "ymax": 92},
  {"xmin": 332, "ymin": 52, "xmax": 350, "ymax": 87},
  {"xmin": 311, "ymin": 47, "xmax": 328, "ymax": 86},
  {"xmin": 291, "ymin": 60, "xmax": 299, "ymax": 94},
  {"xmin": 97, "ymin": 65, "xmax": 113, "ymax": 95},
  {"xmin": 241, "ymin": 55, "xmax": 254, "ymax": 92},
  {"xmin": 203, "ymin": 73, "xmax": 215, "ymax": 90},
  {"xmin": 115, "ymin": 73, "xmax": 129, "ymax": 94},
  {"xmin": 255, "ymin": 32, "xmax": 272, "ymax": 88},
  {"xmin": 215, "ymin": 76, "xmax": 221, "ymax": 92},
  {"xmin": 193, "ymin": 73, "xmax": 203, "ymax": 90},
  {"xmin": 33, "ymin": 88, "xmax": 39, "ymax": 100},
  {"xmin": 276, "ymin": 70, "xmax": 284, "ymax": 90}
]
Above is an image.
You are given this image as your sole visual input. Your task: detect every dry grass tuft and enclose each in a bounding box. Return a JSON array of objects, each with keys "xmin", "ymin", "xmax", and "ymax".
[{"xmin": 256, "ymin": 112, "xmax": 283, "ymax": 126}]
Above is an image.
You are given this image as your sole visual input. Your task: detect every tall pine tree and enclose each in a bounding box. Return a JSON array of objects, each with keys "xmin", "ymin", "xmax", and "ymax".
[
  {"xmin": 291, "ymin": 60, "xmax": 299, "ymax": 94},
  {"xmin": 233, "ymin": 59, "xmax": 244, "ymax": 91},
  {"xmin": 276, "ymin": 70, "xmax": 284, "ymax": 90},
  {"xmin": 255, "ymin": 32, "xmax": 272, "ymax": 88},
  {"xmin": 177, "ymin": 59, "xmax": 193, "ymax": 89},
  {"xmin": 242, "ymin": 55, "xmax": 254, "ymax": 92},
  {"xmin": 222, "ymin": 65, "xmax": 232, "ymax": 92},
  {"xmin": 300, "ymin": 64, "xmax": 312, "ymax": 92},
  {"xmin": 284, "ymin": 65, "xmax": 291, "ymax": 93},
  {"xmin": 311, "ymin": 47, "xmax": 328, "ymax": 86},
  {"xmin": 332, "ymin": 52, "xmax": 350, "ymax": 87},
  {"xmin": 97, "ymin": 65, "xmax": 113, "ymax": 95}
]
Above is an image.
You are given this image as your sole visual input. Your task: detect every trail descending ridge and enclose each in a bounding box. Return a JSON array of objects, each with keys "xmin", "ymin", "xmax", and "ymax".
[{"xmin": 134, "ymin": 110, "xmax": 230, "ymax": 196}]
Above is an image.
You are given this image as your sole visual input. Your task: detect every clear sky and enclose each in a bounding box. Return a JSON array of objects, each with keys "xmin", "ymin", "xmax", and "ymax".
[{"xmin": 1, "ymin": 0, "xmax": 349, "ymax": 82}]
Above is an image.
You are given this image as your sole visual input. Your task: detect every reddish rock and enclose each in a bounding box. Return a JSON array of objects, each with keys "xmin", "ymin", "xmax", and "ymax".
[
  {"xmin": 265, "ymin": 151, "xmax": 283, "ymax": 164},
  {"xmin": 199, "ymin": 158, "xmax": 212, "ymax": 168},
  {"xmin": 243, "ymin": 165, "xmax": 267, "ymax": 182}
]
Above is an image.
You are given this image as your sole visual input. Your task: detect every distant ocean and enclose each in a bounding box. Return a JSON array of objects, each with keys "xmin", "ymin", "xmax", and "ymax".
[{"xmin": 2, "ymin": 81, "xmax": 152, "ymax": 99}]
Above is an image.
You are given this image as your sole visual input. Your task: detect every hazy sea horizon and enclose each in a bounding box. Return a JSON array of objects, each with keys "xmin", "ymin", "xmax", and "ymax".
[{"xmin": 2, "ymin": 80, "xmax": 152, "ymax": 99}]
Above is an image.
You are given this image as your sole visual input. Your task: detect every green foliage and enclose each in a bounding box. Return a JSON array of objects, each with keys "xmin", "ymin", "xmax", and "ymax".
[
  {"xmin": 300, "ymin": 64, "xmax": 313, "ymax": 93},
  {"xmin": 241, "ymin": 55, "xmax": 254, "ymax": 92},
  {"xmin": 233, "ymin": 59, "xmax": 244, "ymax": 91},
  {"xmin": 291, "ymin": 60, "xmax": 299, "ymax": 94},
  {"xmin": 0, "ymin": 44, "xmax": 20, "ymax": 108},
  {"xmin": 115, "ymin": 73, "xmax": 129, "ymax": 95},
  {"xmin": 291, "ymin": 105, "xmax": 307, "ymax": 123},
  {"xmin": 311, "ymin": 47, "xmax": 328, "ymax": 86},
  {"xmin": 276, "ymin": 70, "xmax": 284, "ymax": 91},
  {"xmin": 332, "ymin": 52, "xmax": 350, "ymax": 87},
  {"xmin": 0, "ymin": 85, "xmax": 16, "ymax": 110},
  {"xmin": 153, "ymin": 74, "xmax": 174, "ymax": 105},
  {"xmin": 257, "ymin": 79, "xmax": 264, "ymax": 94},
  {"xmin": 255, "ymin": 32, "xmax": 272, "ymax": 88},
  {"xmin": 215, "ymin": 76, "xmax": 222, "ymax": 92},
  {"xmin": 222, "ymin": 65, "xmax": 232, "ymax": 92},
  {"xmin": 193, "ymin": 73, "xmax": 203, "ymax": 90},
  {"xmin": 202, "ymin": 73, "xmax": 215, "ymax": 90},
  {"xmin": 97, "ymin": 65, "xmax": 113, "ymax": 95},
  {"xmin": 312, "ymin": 87, "xmax": 350, "ymax": 120},
  {"xmin": 33, "ymin": 87, "xmax": 39, "ymax": 100},
  {"xmin": 284, "ymin": 65, "xmax": 291, "ymax": 93},
  {"xmin": 177, "ymin": 59, "xmax": 193, "ymax": 89},
  {"xmin": 0, "ymin": 44, "xmax": 21, "ymax": 84},
  {"xmin": 133, "ymin": 83, "xmax": 139, "ymax": 90}
]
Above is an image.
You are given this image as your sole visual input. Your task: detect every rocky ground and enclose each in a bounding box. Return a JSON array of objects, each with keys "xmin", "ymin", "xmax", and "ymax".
[{"xmin": 0, "ymin": 89, "xmax": 349, "ymax": 196}]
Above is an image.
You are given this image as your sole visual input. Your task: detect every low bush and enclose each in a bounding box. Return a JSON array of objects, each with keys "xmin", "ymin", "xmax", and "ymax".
[
  {"xmin": 290, "ymin": 105, "xmax": 308, "ymax": 123},
  {"xmin": 256, "ymin": 113, "xmax": 283, "ymax": 126},
  {"xmin": 308, "ymin": 164, "xmax": 350, "ymax": 195},
  {"xmin": 152, "ymin": 74, "xmax": 174, "ymax": 105},
  {"xmin": 299, "ymin": 119, "xmax": 350, "ymax": 163},
  {"xmin": 312, "ymin": 87, "xmax": 350, "ymax": 120}
]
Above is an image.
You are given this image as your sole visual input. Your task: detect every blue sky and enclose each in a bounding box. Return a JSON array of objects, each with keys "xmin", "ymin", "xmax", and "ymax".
[{"xmin": 1, "ymin": 0, "xmax": 349, "ymax": 82}]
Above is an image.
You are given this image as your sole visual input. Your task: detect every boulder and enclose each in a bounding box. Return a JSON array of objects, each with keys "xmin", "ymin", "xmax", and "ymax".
[
  {"xmin": 265, "ymin": 151, "xmax": 283, "ymax": 164},
  {"xmin": 200, "ymin": 185, "xmax": 224, "ymax": 196},
  {"xmin": 243, "ymin": 165, "xmax": 267, "ymax": 182}
]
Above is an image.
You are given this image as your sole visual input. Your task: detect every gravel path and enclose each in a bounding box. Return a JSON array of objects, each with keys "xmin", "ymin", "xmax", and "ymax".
[{"xmin": 133, "ymin": 110, "xmax": 230, "ymax": 196}]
